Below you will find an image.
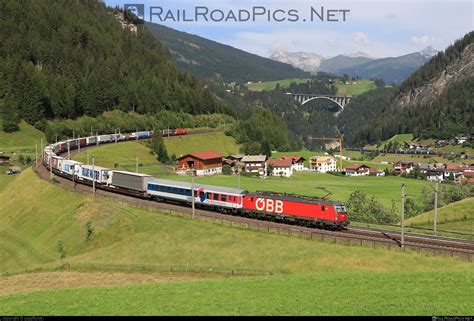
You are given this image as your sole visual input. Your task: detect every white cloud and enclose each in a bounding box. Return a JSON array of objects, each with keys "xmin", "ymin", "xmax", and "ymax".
[
  {"xmin": 325, "ymin": 39, "xmax": 338, "ymax": 47},
  {"xmin": 354, "ymin": 32, "xmax": 369, "ymax": 46},
  {"xmin": 410, "ymin": 35, "xmax": 433, "ymax": 46}
]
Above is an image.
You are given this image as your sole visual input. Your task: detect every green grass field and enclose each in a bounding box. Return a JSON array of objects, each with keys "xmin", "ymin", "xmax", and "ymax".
[
  {"xmin": 0, "ymin": 173, "xmax": 16, "ymax": 192},
  {"xmin": 72, "ymin": 140, "xmax": 159, "ymax": 168},
  {"xmin": 246, "ymin": 78, "xmax": 310, "ymax": 91},
  {"xmin": 0, "ymin": 120, "xmax": 46, "ymax": 152},
  {"xmin": 334, "ymin": 80, "xmax": 376, "ymax": 97},
  {"xmin": 164, "ymin": 132, "xmax": 240, "ymax": 158},
  {"xmin": 365, "ymin": 134, "xmax": 414, "ymax": 150},
  {"xmin": 370, "ymin": 153, "xmax": 472, "ymax": 165},
  {"xmin": 407, "ymin": 198, "xmax": 474, "ymax": 233},
  {"xmin": 363, "ymin": 134, "xmax": 473, "ymax": 163},
  {"xmin": 245, "ymin": 79, "xmax": 376, "ymax": 98},
  {"xmin": 1, "ymin": 270, "xmax": 472, "ymax": 316},
  {"xmin": 433, "ymin": 144, "xmax": 474, "ymax": 156}
]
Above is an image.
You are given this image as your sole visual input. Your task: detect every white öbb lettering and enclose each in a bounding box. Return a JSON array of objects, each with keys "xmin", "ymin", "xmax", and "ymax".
[{"xmin": 255, "ymin": 198, "xmax": 284, "ymax": 214}]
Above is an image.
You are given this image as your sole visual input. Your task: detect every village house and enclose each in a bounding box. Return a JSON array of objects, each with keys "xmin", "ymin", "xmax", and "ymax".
[
  {"xmin": 444, "ymin": 164, "xmax": 474, "ymax": 183},
  {"xmin": 394, "ymin": 161, "xmax": 415, "ymax": 175},
  {"xmin": 426, "ymin": 169, "xmax": 445, "ymax": 182},
  {"xmin": 345, "ymin": 164, "xmax": 371, "ymax": 176},
  {"xmin": 280, "ymin": 156, "xmax": 306, "ymax": 171},
  {"xmin": 310, "ymin": 156, "xmax": 337, "ymax": 173},
  {"xmin": 0, "ymin": 155, "xmax": 11, "ymax": 166},
  {"xmin": 241, "ymin": 155, "xmax": 268, "ymax": 177},
  {"xmin": 267, "ymin": 158, "xmax": 294, "ymax": 177},
  {"xmin": 455, "ymin": 135, "xmax": 469, "ymax": 145},
  {"xmin": 369, "ymin": 168, "xmax": 386, "ymax": 177},
  {"xmin": 462, "ymin": 171, "xmax": 474, "ymax": 183},
  {"xmin": 404, "ymin": 141, "xmax": 431, "ymax": 150},
  {"xmin": 222, "ymin": 154, "xmax": 244, "ymax": 168},
  {"xmin": 176, "ymin": 151, "xmax": 224, "ymax": 176},
  {"xmin": 418, "ymin": 163, "xmax": 444, "ymax": 175}
]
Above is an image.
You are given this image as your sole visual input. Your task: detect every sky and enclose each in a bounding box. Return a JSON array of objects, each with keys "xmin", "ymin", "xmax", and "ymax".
[{"xmin": 104, "ymin": 0, "xmax": 474, "ymax": 58}]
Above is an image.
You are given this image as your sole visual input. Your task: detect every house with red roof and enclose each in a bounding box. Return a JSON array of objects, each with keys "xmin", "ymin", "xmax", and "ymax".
[
  {"xmin": 444, "ymin": 164, "xmax": 474, "ymax": 183},
  {"xmin": 268, "ymin": 158, "xmax": 294, "ymax": 177},
  {"xmin": 462, "ymin": 171, "xmax": 474, "ymax": 183},
  {"xmin": 345, "ymin": 164, "xmax": 384, "ymax": 177},
  {"xmin": 176, "ymin": 151, "xmax": 224, "ymax": 176},
  {"xmin": 280, "ymin": 156, "xmax": 306, "ymax": 171}
]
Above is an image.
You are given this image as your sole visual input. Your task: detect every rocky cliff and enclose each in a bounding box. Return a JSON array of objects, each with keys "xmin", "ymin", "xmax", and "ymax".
[{"xmin": 393, "ymin": 43, "xmax": 474, "ymax": 108}]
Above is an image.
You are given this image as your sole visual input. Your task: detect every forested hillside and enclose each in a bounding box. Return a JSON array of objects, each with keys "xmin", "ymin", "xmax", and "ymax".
[
  {"xmin": 338, "ymin": 87, "xmax": 398, "ymax": 146},
  {"xmin": 0, "ymin": 0, "xmax": 228, "ymax": 132},
  {"xmin": 345, "ymin": 32, "xmax": 474, "ymax": 146},
  {"xmin": 400, "ymin": 32, "xmax": 474, "ymax": 92},
  {"xmin": 145, "ymin": 22, "xmax": 310, "ymax": 83},
  {"xmin": 209, "ymin": 74, "xmax": 344, "ymax": 151},
  {"xmin": 331, "ymin": 53, "xmax": 430, "ymax": 84}
]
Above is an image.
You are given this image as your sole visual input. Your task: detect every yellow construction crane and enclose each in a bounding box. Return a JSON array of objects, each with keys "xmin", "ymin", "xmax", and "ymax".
[{"xmin": 308, "ymin": 137, "xmax": 344, "ymax": 172}]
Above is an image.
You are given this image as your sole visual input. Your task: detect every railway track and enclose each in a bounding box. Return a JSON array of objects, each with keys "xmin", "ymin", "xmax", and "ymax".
[
  {"xmin": 343, "ymin": 226, "xmax": 474, "ymax": 252},
  {"xmin": 33, "ymin": 141, "xmax": 474, "ymax": 261}
]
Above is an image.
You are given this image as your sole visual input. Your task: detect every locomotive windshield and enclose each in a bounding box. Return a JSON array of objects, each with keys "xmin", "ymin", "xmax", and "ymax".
[{"xmin": 334, "ymin": 205, "xmax": 347, "ymax": 214}]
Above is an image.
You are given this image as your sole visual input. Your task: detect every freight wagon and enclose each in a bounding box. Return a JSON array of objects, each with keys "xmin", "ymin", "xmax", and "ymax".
[
  {"xmin": 110, "ymin": 171, "xmax": 153, "ymax": 193},
  {"xmin": 54, "ymin": 142, "xmax": 67, "ymax": 154},
  {"xmin": 66, "ymin": 139, "xmax": 78, "ymax": 150},
  {"xmin": 59, "ymin": 159, "xmax": 82, "ymax": 176},
  {"xmin": 86, "ymin": 136, "xmax": 97, "ymax": 145},
  {"xmin": 130, "ymin": 131, "xmax": 150, "ymax": 139},
  {"xmin": 43, "ymin": 152, "xmax": 52, "ymax": 167},
  {"xmin": 51, "ymin": 155, "xmax": 63, "ymax": 171},
  {"xmin": 77, "ymin": 165, "xmax": 110, "ymax": 184},
  {"xmin": 78, "ymin": 138, "xmax": 87, "ymax": 147},
  {"xmin": 97, "ymin": 135, "xmax": 111, "ymax": 143},
  {"xmin": 108, "ymin": 134, "xmax": 126, "ymax": 142}
]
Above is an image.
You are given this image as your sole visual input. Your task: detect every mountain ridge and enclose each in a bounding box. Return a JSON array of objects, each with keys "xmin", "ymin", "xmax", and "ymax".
[
  {"xmin": 271, "ymin": 47, "xmax": 439, "ymax": 83},
  {"xmin": 145, "ymin": 22, "xmax": 310, "ymax": 83}
]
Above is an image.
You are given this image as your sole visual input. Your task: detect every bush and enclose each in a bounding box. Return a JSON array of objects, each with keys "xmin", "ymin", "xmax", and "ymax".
[
  {"xmin": 85, "ymin": 221, "xmax": 94, "ymax": 242},
  {"xmin": 18, "ymin": 154, "xmax": 25, "ymax": 165},
  {"xmin": 222, "ymin": 164, "xmax": 232, "ymax": 175},
  {"xmin": 346, "ymin": 190, "xmax": 398, "ymax": 224},
  {"xmin": 241, "ymin": 171, "xmax": 258, "ymax": 178}
]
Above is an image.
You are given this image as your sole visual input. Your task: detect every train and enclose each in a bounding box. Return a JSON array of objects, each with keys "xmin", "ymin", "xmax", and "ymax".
[
  {"xmin": 42, "ymin": 130, "xmax": 349, "ymax": 230},
  {"xmin": 160, "ymin": 129, "xmax": 187, "ymax": 137},
  {"xmin": 345, "ymin": 147, "xmax": 456, "ymax": 157}
]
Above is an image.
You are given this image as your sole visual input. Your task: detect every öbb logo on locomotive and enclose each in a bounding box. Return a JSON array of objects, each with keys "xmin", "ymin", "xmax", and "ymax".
[
  {"xmin": 255, "ymin": 198, "xmax": 284, "ymax": 214},
  {"xmin": 42, "ymin": 130, "xmax": 349, "ymax": 230}
]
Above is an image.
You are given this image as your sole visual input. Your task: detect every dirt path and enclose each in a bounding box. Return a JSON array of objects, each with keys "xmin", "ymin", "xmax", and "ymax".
[{"xmin": 0, "ymin": 271, "xmax": 219, "ymax": 297}]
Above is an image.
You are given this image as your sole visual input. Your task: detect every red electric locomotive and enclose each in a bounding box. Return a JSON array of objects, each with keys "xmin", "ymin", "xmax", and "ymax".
[
  {"xmin": 174, "ymin": 129, "xmax": 187, "ymax": 136},
  {"xmin": 242, "ymin": 191, "xmax": 349, "ymax": 229}
]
